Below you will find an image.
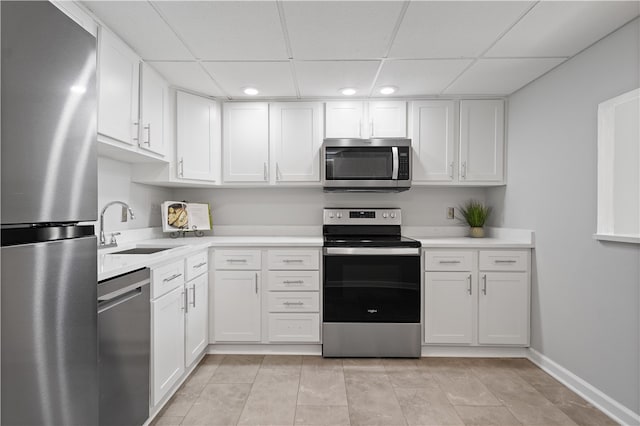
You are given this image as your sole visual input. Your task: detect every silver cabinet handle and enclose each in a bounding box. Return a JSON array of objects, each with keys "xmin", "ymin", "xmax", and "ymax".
[
  {"xmin": 358, "ymin": 120, "xmax": 362, "ymax": 138},
  {"xmin": 482, "ymin": 274, "xmax": 487, "ymax": 295},
  {"xmin": 283, "ymin": 280, "xmax": 304, "ymax": 285},
  {"xmin": 461, "ymin": 161, "xmax": 467, "ymax": 179},
  {"xmin": 193, "ymin": 262, "xmax": 207, "ymax": 268},
  {"xmin": 276, "ymin": 162, "xmax": 282, "ymax": 181},
  {"xmin": 282, "ymin": 259, "xmax": 303, "ymax": 263},
  {"xmin": 163, "ymin": 273, "xmax": 182, "ymax": 283},
  {"xmin": 133, "ymin": 121, "xmax": 139, "ymax": 142},
  {"xmin": 495, "ymin": 259, "xmax": 517, "ymax": 263},
  {"xmin": 263, "ymin": 163, "xmax": 268, "ymax": 181},
  {"xmin": 467, "ymin": 274, "xmax": 472, "ymax": 295},
  {"xmin": 143, "ymin": 123, "xmax": 151, "ymax": 145},
  {"xmin": 182, "ymin": 289, "xmax": 187, "ymax": 313},
  {"xmin": 227, "ymin": 258, "xmax": 247, "ymax": 263},
  {"xmin": 283, "ymin": 301, "xmax": 304, "ymax": 306},
  {"xmin": 370, "ymin": 121, "xmax": 374, "ymax": 137},
  {"xmin": 255, "ymin": 273, "xmax": 258, "ymax": 294},
  {"xmin": 449, "ymin": 162, "xmax": 454, "ymax": 179},
  {"xmin": 439, "ymin": 260, "xmax": 461, "ymax": 264},
  {"xmin": 179, "ymin": 158, "xmax": 184, "ymax": 177},
  {"xmin": 190, "ymin": 284, "xmax": 196, "ymax": 307}
]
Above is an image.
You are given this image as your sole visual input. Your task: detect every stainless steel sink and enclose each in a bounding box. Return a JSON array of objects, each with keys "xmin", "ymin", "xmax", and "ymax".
[{"xmin": 109, "ymin": 247, "xmax": 174, "ymax": 255}]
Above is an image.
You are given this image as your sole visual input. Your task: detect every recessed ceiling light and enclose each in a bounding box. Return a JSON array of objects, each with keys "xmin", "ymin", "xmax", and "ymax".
[
  {"xmin": 379, "ymin": 86, "xmax": 397, "ymax": 95},
  {"xmin": 340, "ymin": 88, "xmax": 357, "ymax": 96},
  {"xmin": 243, "ymin": 87, "xmax": 259, "ymax": 96}
]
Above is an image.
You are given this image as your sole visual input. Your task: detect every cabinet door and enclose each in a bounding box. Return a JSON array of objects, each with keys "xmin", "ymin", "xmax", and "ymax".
[
  {"xmin": 424, "ymin": 272, "xmax": 474, "ymax": 344},
  {"xmin": 97, "ymin": 28, "xmax": 139, "ymax": 145},
  {"xmin": 185, "ymin": 274, "xmax": 208, "ymax": 366},
  {"xmin": 325, "ymin": 102, "xmax": 364, "ymax": 138},
  {"xmin": 177, "ymin": 91, "xmax": 219, "ymax": 181},
  {"xmin": 369, "ymin": 101, "xmax": 407, "ymax": 137},
  {"xmin": 223, "ymin": 103, "xmax": 269, "ymax": 182},
  {"xmin": 270, "ymin": 102, "xmax": 322, "ymax": 183},
  {"xmin": 151, "ymin": 286, "xmax": 185, "ymax": 406},
  {"xmin": 412, "ymin": 101, "xmax": 456, "ymax": 182},
  {"xmin": 139, "ymin": 63, "xmax": 166, "ymax": 155},
  {"xmin": 213, "ymin": 271, "xmax": 261, "ymax": 342},
  {"xmin": 478, "ymin": 272, "xmax": 529, "ymax": 345},
  {"xmin": 459, "ymin": 100, "xmax": 504, "ymax": 182}
]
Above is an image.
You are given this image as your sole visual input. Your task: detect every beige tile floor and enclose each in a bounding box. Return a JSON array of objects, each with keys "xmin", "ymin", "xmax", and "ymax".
[{"xmin": 153, "ymin": 355, "xmax": 617, "ymax": 426}]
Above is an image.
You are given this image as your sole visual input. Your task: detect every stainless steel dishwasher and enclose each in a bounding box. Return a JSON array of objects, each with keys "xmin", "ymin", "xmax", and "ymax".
[{"xmin": 98, "ymin": 268, "xmax": 150, "ymax": 426}]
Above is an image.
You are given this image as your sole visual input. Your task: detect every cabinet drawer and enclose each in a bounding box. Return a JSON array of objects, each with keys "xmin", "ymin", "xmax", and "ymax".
[
  {"xmin": 267, "ymin": 249, "xmax": 319, "ymax": 270},
  {"xmin": 151, "ymin": 260, "xmax": 185, "ymax": 299},
  {"xmin": 479, "ymin": 251, "xmax": 528, "ymax": 271},
  {"xmin": 185, "ymin": 250, "xmax": 208, "ymax": 281},
  {"xmin": 425, "ymin": 251, "xmax": 474, "ymax": 271},
  {"xmin": 268, "ymin": 313, "xmax": 320, "ymax": 342},
  {"xmin": 214, "ymin": 249, "xmax": 261, "ymax": 270},
  {"xmin": 267, "ymin": 292, "xmax": 319, "ymax": 313},
  {"xmin": 268, "ymin": 271, "xmax": 319, "ymax": 291}
]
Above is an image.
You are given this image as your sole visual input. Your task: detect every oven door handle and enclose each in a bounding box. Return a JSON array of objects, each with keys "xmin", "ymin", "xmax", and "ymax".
[
  {"xmin": 324, "ymin": 247, "xmax": 420, "ymax": 256},
  {"xmin": 391, "ymin": 146, "xmax": 399, "ymax": 180}
]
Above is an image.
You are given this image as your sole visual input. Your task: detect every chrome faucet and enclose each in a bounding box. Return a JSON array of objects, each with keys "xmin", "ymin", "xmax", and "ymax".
[{"xmin": 99, "ymin": 201, "xmax": 135, "ymax": 248}]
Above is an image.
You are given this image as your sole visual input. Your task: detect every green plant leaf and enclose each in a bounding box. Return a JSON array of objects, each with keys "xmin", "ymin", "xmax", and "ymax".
[{"xmin": 456, "ymin": 200, "xmax": 492, "ymax": 227}]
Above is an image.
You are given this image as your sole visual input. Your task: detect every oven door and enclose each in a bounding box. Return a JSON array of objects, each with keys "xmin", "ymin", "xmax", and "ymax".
[{"xmin": 323, "ymin": 247, "xmax": 421, "ymax": 323}]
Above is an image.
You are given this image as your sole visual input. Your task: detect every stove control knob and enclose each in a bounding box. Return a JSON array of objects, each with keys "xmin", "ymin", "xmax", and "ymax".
[
  {"xmin": 382, "ymin": 213, "xmax": 388, "ymax": 218},
  {"xmin": 390, "ymin": 212, "xmax": 396, "ymax": 218},
  {"xmin": 329, "ymin": 212, "xmax": 334, "ymax": 218},
  {"xmin": 336, "ymin": 212, "xmax": 342, "ymax": 219}
]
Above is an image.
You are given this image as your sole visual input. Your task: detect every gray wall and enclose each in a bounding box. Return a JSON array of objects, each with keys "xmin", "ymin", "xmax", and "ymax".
[
  {"xmin": 487, "ymin": 18, "xmax": 640, "ymax": 414},
  {"xmin": 98, "ymin": 157, "xmax": 173, "ymax": 232},
  {"xmin": 175, "ymin": 186, "xmax": 486, "ymax": 227}
]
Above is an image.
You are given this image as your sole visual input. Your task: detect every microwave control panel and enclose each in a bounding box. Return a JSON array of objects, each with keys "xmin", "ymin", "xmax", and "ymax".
[{"xmin": 398, "ymin": 147, "xmax": 410, "ymax": 180}]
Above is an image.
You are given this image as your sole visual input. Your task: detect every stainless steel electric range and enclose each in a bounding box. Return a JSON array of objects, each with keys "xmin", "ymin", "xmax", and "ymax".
[{"xmin": 322, "ymin": 208, "xmax": 422, "ymax": 358}]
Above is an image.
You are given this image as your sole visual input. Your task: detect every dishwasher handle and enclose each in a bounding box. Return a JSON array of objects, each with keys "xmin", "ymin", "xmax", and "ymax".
[{"xmin": 98, "ymin": 285, "xmax": 145, "ymax": 314}]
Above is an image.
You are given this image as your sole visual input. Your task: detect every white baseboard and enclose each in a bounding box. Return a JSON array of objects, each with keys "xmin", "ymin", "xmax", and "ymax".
[
  {"xmin": 208, "ymin": 344, "xmax": 322, "ymax": 355},
  {"xmin": 422, "ymin": 346, "xmax": 528, "ymax": 357},
  {"xmin": 527, "ymin": 348, "xmax": 640, "ymax": 426}
]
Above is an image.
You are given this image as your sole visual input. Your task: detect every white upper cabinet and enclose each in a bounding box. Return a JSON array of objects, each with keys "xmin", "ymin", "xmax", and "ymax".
[
  {"xmin": 97, "ymin": 28, "xmax": 140, "ymax": 146},
  {"xmin": 459, "ymin": 100, "xmax": 505, "ymax": 182},
  {"xmin": 176, "ymin": 91, "xmax": 220, "ymax": 182},
  {"xmin": 368, "ymin": 101, "xmax": 407, "ymax": 137},
  {"xmin": 325, "ymin": 101, "xmax": 364, "ymax": 138},
  {"xmin": 325, "ymin": 101, "xmax": 407, "ymax": 138},
  {"xmin": 223, "ymin": 103, "xmax": 270, "ymax": 183},
  {"xmin": 139, "ymin": 63, "xmax": 166, "ymax": 156},
  {"xmin": 270, "ymin": 102, "xmax": 323, "ymax": 183},
  {"xmin": 411, "ymin": 100, "xmax": 456, "ymax": 182}
]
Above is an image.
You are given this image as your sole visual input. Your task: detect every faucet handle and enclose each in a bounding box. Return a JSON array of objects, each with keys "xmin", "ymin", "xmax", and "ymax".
[{"xmin": 109, "ymin": 232, "xmax": 121, "ymax": 245}]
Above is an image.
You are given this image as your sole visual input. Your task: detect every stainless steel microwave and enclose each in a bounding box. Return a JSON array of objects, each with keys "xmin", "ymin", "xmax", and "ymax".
[{"xmin": 322, "ymin": 138, "xmax": 412, "ymax": 192}]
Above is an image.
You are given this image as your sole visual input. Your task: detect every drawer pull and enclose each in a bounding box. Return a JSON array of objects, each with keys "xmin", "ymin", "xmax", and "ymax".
[
  {"xmin": 282, "ymin": 259, "xmax": 304, "ymax": 263},
  {"xmin": 193, "ymin": 262, "xmax": 207, "ymax": 268},
  {"xmin": 494, "ymin": 259, "xmax": 517, "ymax": 263},
  {"xmin": 467, "ymin": 274, "xmax": 472, "ymax": 295},
  {"xmin": 283, "ymin": 301, "xmax": 304, "ymax": 306},
  {"xmin": 283, "ymin": 280, "xmax": 304, "ymax": 285},
  {"xmin": 482, "ymin": 274, "xmax": 487, "ymax": 295},
  {"xmin": 163, "ymin": 273, "xmax": 182, "ymax": 283},
  {"xmin": 439, "ymin": 260, "xmax": 461, "ymax": 264},
  {"xmin": 227, "ymin": 259, "xmax": 247, "ymax": 263}
]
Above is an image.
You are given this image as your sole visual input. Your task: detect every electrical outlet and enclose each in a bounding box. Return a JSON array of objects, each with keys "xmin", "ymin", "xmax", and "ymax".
[
  {"xmin": 121, "ymin": 206, "xmax": 129, "ymax": 222},
  {"xmin": 447, "ymin": 207, "xmax": 455, "ymax": 220}
]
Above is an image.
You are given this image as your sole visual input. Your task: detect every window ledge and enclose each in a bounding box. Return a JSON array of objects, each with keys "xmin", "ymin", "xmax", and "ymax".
[{"xmin": 593, "ymin": 234, "xmax": 640, "ymax": 244}]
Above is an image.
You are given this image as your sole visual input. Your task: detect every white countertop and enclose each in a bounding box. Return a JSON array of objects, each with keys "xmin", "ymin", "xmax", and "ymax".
[{"xmin": 417, "ymin": 237, "xmax": 534, "ymax": 248}]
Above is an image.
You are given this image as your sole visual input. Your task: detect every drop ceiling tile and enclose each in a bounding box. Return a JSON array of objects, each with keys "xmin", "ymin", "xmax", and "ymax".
[
  {"xmin": 202, "ymin": 62, "xmax": 296, "ymax": 98},
  {"xmin": 152, "ymin": 1, "xmax": 288, "ymax": 60},
  {"xmin": 82, "ymin": 1, "xmax": 193, "ymax": 60},
  {"xmin": 282, "ymin": 1, "xmax": 405, "ymax": 59},
  {"xmin": 444, "ymin": 58, "xmax": 566, "ymax": 95},
  {"xmin": 486, "ymin": 1, "xmax": 640, "ymax": 57},
  {"xmin": 295, "ymin": 61, "xmax": 380, "ymax": 98},
  {"xmin": 390, "ymin": 1, "xmax": 535, "ymax": 59},
  {"xmin": 147, "ymin": 62, "xmax": 226, "ymax": 97},
  {"xmin": 376, "ymin": 59, "xmax": 473, "ymax": 96}
]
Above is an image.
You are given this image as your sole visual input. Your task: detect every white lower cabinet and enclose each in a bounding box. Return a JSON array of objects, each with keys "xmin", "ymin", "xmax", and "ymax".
[
  {"xmin": 185, "ymin": 273, "xmax": 209, "ymax": 366},
  {"xmin": 151, "ymin": 285, "xmax": 185, "ymax": 406},
  {"xmin": 424, "ymin": 249, "xmax": 530, "ymax": 347},
  {"xmin": 268, "ymin": 313, "xmax": 320, "ymax": 342},
  {"xmin": 213, "ymin": 270, "xmax": 261, "ymax": 342}
]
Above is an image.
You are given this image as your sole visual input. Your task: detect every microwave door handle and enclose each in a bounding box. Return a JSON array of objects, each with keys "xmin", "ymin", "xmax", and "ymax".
[{"xmin": 392, "ymin": 146, "xmax": 399, "ymax": 180}]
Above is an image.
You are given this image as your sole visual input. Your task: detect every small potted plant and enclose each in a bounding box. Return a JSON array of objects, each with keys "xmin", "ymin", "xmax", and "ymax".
[{"xmin": 458, "ymin": 200, "xmax": 492, "ymax": 238}]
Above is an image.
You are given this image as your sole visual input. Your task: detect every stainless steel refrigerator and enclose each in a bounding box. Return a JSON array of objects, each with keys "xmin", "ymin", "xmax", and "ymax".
[{"xmin": 1, "ymin": 2, "xmax": 99, "ymax": 425}]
